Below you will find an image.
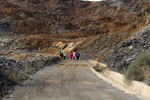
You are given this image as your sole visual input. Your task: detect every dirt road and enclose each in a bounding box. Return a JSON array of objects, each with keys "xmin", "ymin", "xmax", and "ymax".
[{"xmin": 3, "ymin": 60, "xmax": 143, "ymax": 100}]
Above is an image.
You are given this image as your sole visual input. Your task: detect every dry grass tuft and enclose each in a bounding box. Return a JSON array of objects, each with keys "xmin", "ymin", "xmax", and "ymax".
[{"xmin": 125, "ymin": 50, "xmax": 150, "ymax": 85}]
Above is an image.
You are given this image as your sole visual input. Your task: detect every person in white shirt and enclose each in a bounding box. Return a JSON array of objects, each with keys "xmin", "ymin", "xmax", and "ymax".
[
  {"xmin": 63, "ymin": 52, "xmax": 66, "ymax": 60},
  {"xmin": 73, "ymin": 52, "xmax": 76, "ymax": 60}
]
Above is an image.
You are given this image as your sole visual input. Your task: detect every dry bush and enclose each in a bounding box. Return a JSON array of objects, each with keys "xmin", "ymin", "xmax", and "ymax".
[
  {"xmin": 145, "ymin": 67, "xmax": 150, "ymax": 85},
  {"xmin": 125, "ymin": 50, "xmax": 150, "ymax": 85},
  {"xmin": 93, "ymin": 65, "xmax": 105, "ymax": 72}
]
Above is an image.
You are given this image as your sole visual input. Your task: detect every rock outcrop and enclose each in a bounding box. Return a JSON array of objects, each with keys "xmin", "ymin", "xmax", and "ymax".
[{"xmin": 103, "ymin": 26, "xmax": 150, "ymax": 74}]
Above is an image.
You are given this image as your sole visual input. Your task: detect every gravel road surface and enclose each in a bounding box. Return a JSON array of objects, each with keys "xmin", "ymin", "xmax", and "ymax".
[{"xmin": 3, "ymin": 60, "xmax": 143, "ymax": 100}]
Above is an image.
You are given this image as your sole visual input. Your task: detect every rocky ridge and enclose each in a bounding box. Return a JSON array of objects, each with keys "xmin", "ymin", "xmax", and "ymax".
[{"xmin": 1, "ymin": 0, "xmax": 150, "ymax": 35}]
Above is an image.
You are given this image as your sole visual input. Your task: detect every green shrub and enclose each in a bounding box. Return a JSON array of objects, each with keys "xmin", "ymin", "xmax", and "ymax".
[
  {"xmin": 3, "ymin": 68, "xmax": 33, "ymax": 85},
  {"xmin": 3, "ymin": 72, "xmax": 20, "ymax": 85},
  {"xmin": 26, "ymin": 68, "xmax": 34, "ymax": 74},
  {"xmin": 125, "ymin": 50, "xmax": 150, "ymax": 85},
  {"xmin": 93, "ymin": 65, "xmax": 105, "ymax": 72},
  {"xmin": 95, "ymin": 67, "xmax": 104, "ymax": 72}
]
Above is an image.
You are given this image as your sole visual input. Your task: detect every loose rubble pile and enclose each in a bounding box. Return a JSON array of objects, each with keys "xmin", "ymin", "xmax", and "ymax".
[{"xmin": 103, "ymin": 26, "xmax": 150, "ymax": 74}]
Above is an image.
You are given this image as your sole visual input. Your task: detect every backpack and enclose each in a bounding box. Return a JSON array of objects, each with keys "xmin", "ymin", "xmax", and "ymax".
[
  {"xmin": 60, "ymin": 53, "xmax": 63, "ymax": 56},
  {"xmin": 76, "ymin": 52, "xmax": 80, "ymax": 56}
]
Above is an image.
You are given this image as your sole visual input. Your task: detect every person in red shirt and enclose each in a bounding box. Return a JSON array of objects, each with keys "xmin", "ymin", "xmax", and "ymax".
[{"xmin": 69, "ymin": 51, "xmax": 73, "ymax": 60}]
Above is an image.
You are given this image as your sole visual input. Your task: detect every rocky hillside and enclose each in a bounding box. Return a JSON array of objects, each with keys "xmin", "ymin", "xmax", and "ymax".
[
  {"xmin": 78, "ymin": 0, "xmax": 150, "ymax": 59},
  {"xmin": 1, "ymin": 0, "xmax": 150, "ymax": 35},
  {"xmin": 103, "ymin": 25, "xmax": 150, "ymax": 73},
  {"xmin": 77, "ymin": 1, "xmax": 150, "ymax": 85},
  {"xmin": 1, "ymin": 0, "xmax": 150, "ymax": 98}
]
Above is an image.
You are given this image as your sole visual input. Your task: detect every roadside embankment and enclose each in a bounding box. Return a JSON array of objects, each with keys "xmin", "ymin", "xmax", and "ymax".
[
  {"xmin": 89, "ymin": 60, "xmax": 150, "ymax": 100},
  {"xmin": 0, "ymin": 55, "xmax": 60, "ymax": 99}
]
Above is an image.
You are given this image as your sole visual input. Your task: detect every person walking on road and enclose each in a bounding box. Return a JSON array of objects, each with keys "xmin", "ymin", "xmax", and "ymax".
[
  {"xmin": 63, "ymin": 52, "xmax": 66, "ymax": 60},
  {"xmin": 69, "ymin": 51, "xmax": 73, "ymax": 60},
  {"xmin": 60, "ymin": 52, "xmax": 63, "ymax": 60},
  {"xmin": 76, "ymin": 51, "xmax": 80, "ymax": 60},
  {"xmin": 73, "ymin": 52, "xmax": 76, "ymax": 60}
]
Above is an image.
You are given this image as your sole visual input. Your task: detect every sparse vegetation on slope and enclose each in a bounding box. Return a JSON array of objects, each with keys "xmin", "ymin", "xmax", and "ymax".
[
  {"xmin": 0, "ymin": 56, "xmax": 59, "ymax": 98},
  {"xmin": 125, "ymin": 50, "xmax": 150, "ymax": 85}
]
